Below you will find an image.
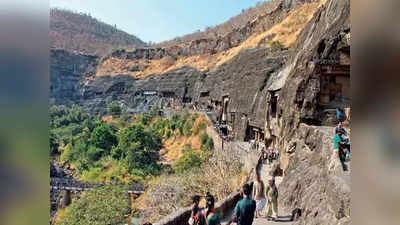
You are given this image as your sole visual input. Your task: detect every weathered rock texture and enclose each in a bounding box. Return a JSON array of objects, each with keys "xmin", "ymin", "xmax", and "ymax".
[
  {"xmin": 195, "ymin": 48, "xmax": 288, "ymax": 140},
  {"xmin": 50, "ymin": 0, "xmax": 350, "ymax": 224},
  {"xmin": 102, "ymin": 0, "xmax": 319, "ymax": 62},
  {"xmin": 279, "ymin": 125, "xmax": 350, "ymax": 225},
  {"xmin": 275, "ymin": 0, "xmax": 351, "ymax": 224},
  {"xmin": 50, "ymin": 49, "xmax": 98, "ymax": 105}
]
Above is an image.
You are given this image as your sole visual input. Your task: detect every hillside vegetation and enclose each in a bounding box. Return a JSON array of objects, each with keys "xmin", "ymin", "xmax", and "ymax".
[
  {"xmin": 95, "ymin": 1, "xmax": 325, "ymax": 78},
  {"xmin": 135, "ymin": 141, "xmax": 245, "ymax": 223},
  {"xmin": 55, "ymin": 186, "xmax": 130, "ymax": 225},
  {"xmin": 50, "ymin": 105, "xmax": 216, "ymax": 184},
  {"xmin": 50, "ymin": 8, "xmax": 145, "ymax": 55}
]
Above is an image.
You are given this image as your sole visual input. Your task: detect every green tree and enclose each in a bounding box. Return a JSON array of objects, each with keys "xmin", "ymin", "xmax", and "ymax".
[
  {"xmin": 172, "ymin": 145, "xmax": 202, "ymax": 174},
  {"xmin": 107, "ymin": 101, "xmax": 122, "ymax": 116},
  {"xmin": 113, "ymin": 124, "xmax": 161, "ymax": 175},
  {"xmin": 56, "ymin": 186, "xmax": 130, "ymax": 225},
  {"xmin": 89, "ymin": 123, "xmax": 117, "ymax": 154},
  {"xmin": 182, "ymin": 119, "xmax": 193, "ymax": 136},
  {"xmin": 50, "ymin": 131, "xmax": 59, "ymax": 155},
  {"xmin": 200, "ymin": 134, "xmax": 214, "ymax": 152}
]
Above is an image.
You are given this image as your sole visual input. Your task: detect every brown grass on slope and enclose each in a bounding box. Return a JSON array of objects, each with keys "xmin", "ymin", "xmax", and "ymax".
[{"xmin": 95, "ymin": 1, "xmax": 325, "ymax": 78}]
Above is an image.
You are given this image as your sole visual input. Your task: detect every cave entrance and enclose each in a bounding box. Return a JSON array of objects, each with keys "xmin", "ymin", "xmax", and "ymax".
[
  {"xmin": 319, "ymin": 65, "xmax": 350, "ymax": 107},
  {"xmin": 161, "ymin": 91, "xmax": 175, "ymax": 98},
  {"xmin": 319, "ymin": 47, "xmax": 350, "ymax": 108},
  {"xmin": 318, "ymin": 47, "xmax": 350, "ymax": 125},
  {"xmin": 221, "ymin": 96, "xmax": 229, "ymax": 124},
  {"xmin": 200, "ymin": 91, "xmax": 210, "ymax": 97},
  {"xmin": 182, "ymin": 97, "xmax": 192, "ymax": 103},
  {"xmin": 245, "ymin": 125, "xmax": 264, "ymax": 142},
  {"xmin": 269, "ymin": 91, "xmax": 278, "ymax": 118}
]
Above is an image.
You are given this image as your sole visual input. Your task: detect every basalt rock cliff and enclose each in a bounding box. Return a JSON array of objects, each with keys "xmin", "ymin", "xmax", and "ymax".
[
  {"xmin": 276, "ymin": 0, "xmax": 350, "ymax": 224},
  {"xmin": 50, "ymin": 0, "xmax": 350, "ymax": 224}
]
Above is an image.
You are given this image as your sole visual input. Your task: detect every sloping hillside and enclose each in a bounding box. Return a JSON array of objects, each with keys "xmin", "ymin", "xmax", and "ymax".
[
  {"xmin": 95, "ymin": 0, "xmax": 325, "ymax": 78},
  {"xmin": 156, "ymin": 0, "xmax": 318, "ymax": 48},
  {"xmin": 50, "ymin": 8, "xmax": 145, "ymax": 55}
]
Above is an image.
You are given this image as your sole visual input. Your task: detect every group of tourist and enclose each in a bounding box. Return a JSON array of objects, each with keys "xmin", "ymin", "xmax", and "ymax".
[
  {"xmin": 260, "ymin": 148, "xmax": 279, "ymax": 165},
  {"xmin": 189, "ymin": 179, "xmax": 279, "ymax": 225},
  {"xmin": 251, "ymin": 173, "xmax": 279, "ymax": 221},
  {"xmin": 333, "ymin": 108, "xmax": 351, "ymax": 171}
]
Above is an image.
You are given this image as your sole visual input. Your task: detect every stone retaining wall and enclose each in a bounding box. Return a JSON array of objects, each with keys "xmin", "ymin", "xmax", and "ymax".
[
  {"xmin": 153, "ymin": 191, "xmax": 242, "ymax": 225},
  {"xmin": 206, "ymin": 124, "xmax": 223, "ymax": 152}
]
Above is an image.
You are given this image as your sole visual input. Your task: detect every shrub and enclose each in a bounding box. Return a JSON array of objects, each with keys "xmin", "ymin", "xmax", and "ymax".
[
  {"xmin": 81, "ymin": 167, "xmax": 102, "ymax": 183},
  {"xmin": 182, "ymin": 119, "xmax": 193, "ymax": 136},
  {"xmin": 172, "ymin": 145, "xmax": 201, "ymax": 174},
  {"xmin": 166, "ymin": 130, "xmax": 172, "ymax": 139},
  {"xmin": 113, "ymin": 124, "xmax": 161, "ymax": 176},
  {"xmin": 270, "ymin": 40, "xmax": 284, "ymax": 51},
  {"xmin": 50, "ymin": 131, "xmax": 59, "ymax": 155},
  {"xmin": 56, "ymin": 186, "xmax": 130, "ymax": 225},
  {"xmin": 86, "ymin": 146, "xmax": 105, "ymax": 162},
  {"xmin": 107, "ymin": 101, "xmax": 122, "ymax": 116},
  {"xmin": 198, "ymin": 121, "xmax": 207, "ymax": 130},
  {"xmin": 200, "ymin": 134, "xmax": 214, "ymax": 152},
  {"xmin": 89, "ymin": 123, "xmax": 117, "ymax": 153},
  {"xmin": 61, "ymin": 139, "xmax": 87, "ymax": 163}
]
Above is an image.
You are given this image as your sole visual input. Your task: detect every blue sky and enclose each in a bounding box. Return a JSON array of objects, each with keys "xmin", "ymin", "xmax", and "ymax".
[{"xmin": 50, "ymin": 0, "xmax": 266, "ymax": 43}]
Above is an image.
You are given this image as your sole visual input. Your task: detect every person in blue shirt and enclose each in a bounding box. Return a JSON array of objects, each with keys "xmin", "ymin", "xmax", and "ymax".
[
  {"xmin": 334, "ymin": 129, "xmax": 349, "ymax": 170},
  {"xmin": 336, "ymin": 108, "xmax": 345, "ymax": 122},
  {"xmin": 227, "ymin": 184, "xmax": 256, "ymax": 225}
]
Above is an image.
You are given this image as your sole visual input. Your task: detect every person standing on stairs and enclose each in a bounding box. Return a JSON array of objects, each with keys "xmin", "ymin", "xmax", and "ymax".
[
  {"xmin": 252, "ymin": 172, "xmax": 266, "ymax": 218},
  {"xmin": 266, "ymin": 179, "xmax": 279, "ymax": 221}
]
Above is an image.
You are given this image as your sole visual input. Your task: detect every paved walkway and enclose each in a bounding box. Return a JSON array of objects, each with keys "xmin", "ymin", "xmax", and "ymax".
[
  {"xmin": 222, "ymin": 161, "xmax": 293, "ymax": 225},
  {"xmin": 252, "ymin": 162, "xmax": 293, "ymax": 225}
]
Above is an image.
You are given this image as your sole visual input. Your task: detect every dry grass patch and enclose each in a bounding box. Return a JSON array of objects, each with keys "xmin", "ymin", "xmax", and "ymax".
[
  {"xmin": 216, "ymin": 1, "xmax": 325, "ymax": 66},
  {"xmin": 161, "ymin": 133, "xmax": 202, "ymax": 162},
  {"xmin": 95, "ymin": 1, "xmax": 326, "ymax": 78},
  {"xmin": 135, "ymin": 149, "xmax": 244, "ymax": 222}
]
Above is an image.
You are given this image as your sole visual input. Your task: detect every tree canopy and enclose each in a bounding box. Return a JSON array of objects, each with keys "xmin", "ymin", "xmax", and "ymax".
[{"xmin": 56, "ymin": 186, "xmax": 130, "ymax": 225}]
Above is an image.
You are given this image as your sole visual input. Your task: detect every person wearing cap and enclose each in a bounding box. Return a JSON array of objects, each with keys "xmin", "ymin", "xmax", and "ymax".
[{"xmin": 265, "ymin": 179, "xmax": 278, "ymax": 221}]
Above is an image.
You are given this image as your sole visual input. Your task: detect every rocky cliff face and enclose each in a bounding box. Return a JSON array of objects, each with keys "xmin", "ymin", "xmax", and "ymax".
[
  {"xmin": 102, "ymin": 0, "xmax": 319, "ymax": 62},
  {"xmin": 275, "ymin": 0, "xmax": 350, "ymax": 224},
  {"xmin": 50, "ymin": 0, "xmax": 350, "ymax": 224},
  {"xmin": 195, "ymin": 48, "xmax": 288, "ymax": 140},
  {"xmin": 50, "ymin": 51, "xmax": 204, "ymax": 114},
  {"xmin": 50, "ymin": 49, "xmax": 98, "ymax": 105},
  {"xmin": 279, "ymin": 125, "xmax": 350, "ymax": 225}
]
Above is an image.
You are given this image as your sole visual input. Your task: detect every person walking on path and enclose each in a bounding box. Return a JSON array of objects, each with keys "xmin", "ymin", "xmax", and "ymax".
[
  {"xmin": 336, "ymin": 108, "xmax": 345, "ymax": 122},
  {"xmin": 189, "ymin": 195, "xmax": 203, "ymax": 225},
  {"xmin": 204, "ymin": 192, "xmax": 221, "ymax": 225},
  {"xmin": 252, "ymin": 172, "xmax": 266, "ymax": 218},
  {"xmin": 334, "ymin": 121, "xmax": 347, "ymax": 136},
  {"xmin": 266, "ymin": 179, "xmax": 279, "ymax": 221},
  {"xmin": 227, "ymin": 184, "xmax": 256, "ymax": 225},
  {"xmin": 333, "ymin": 129, "xmax": 350, "ymax": 170}
]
